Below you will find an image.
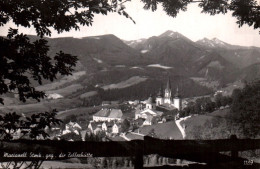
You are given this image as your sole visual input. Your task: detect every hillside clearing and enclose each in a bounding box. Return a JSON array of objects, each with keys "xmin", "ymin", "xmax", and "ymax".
[
  {"xmin": 0, "ymin": 99, "xmax": 82, "ymax": 114},
  {"xmin": 36, "ymin": 71, "xmax": 86, "ymax": 91},
  {"xmin": 133, "ymin": 121, "xmax": 183, "ymax": 140},
  {"xmin": 190, "ymin": 77, "xmax": 219, "ymax": 90},
  {"xmin": 181, "ymin": 109, "xmax": 230, "ymax": 135},
  {"xmin": 46, "ymin": 84, "xmax": 84, "ymax": 96},
  {"xmin": 80, "ymin": 91, "xmax": 98, "ymax": 99},
  {"xmin": 102, "ymin": 76, "xmax": 147, "ymax": 90}
]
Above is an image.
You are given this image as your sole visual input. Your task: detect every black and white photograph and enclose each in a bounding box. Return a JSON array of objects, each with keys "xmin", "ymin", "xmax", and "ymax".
[{"xmin": 0, "ymin": 0, "xmax": 260, "ymax": 168}]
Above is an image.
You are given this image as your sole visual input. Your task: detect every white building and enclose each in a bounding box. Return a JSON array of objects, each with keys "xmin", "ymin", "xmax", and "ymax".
[
  {"xmin": 93, "ymin": 108, "xmax": 123, "ymax": 122},
  {"xmin": 62, "ymin": 122, "xmax": 82, "ymax": 135},
  {"xmin": 135, "ymin": 96, "xmax": 163, "ymax": 126},
  {"xmin": 155, "ymin": 78, "xmax": 182, "ymax": 110},
  {"xmin": 112, "ymin": 123, "xmax": 121, "ymax": 134}
]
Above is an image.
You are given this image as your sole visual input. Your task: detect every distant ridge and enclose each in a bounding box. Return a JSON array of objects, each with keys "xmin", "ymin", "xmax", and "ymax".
[{"xmin": 25, "ymin": 30, "xmax": 260, "ymax": 84}]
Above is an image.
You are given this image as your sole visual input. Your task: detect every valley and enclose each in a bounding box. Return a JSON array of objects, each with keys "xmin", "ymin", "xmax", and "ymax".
[
  {"xmin": 0, "ymin": 30, "xmax": 259, "ymax": 168},
  {"xmin": 1, "ymin": 30, "xmax": 259, "ymax": 116}
]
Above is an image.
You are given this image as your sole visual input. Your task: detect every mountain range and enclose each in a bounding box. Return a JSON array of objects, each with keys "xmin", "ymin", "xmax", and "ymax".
[
  {"xmin": 1, "ymin": 30, "xmax": 260, "ymax": 113},
  {"xmin": 124, "ymin": 30, "xmax": 260, "ymax": 82},
  {"xmin": 26, "ymin": 30, "xmax": 260, "ymax": 90},
  {"xmin": 21, "ymin": 31, "xmax": 260, "ymax": 90},
  {"xmin": 38, "ymin": 30, "xmax": 259, "ymax": 84}
]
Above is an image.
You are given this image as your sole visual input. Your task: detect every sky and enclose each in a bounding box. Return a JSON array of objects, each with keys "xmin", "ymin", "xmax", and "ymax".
[{"xmin": 1, "ymin": 0, "xmax": 260, "ymax": 47}]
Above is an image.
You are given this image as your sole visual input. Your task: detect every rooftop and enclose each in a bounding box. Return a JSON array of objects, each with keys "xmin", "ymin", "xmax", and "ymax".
[{"xmin": 94, "ymin": 108, "xmax": 123, "ymax": 119}]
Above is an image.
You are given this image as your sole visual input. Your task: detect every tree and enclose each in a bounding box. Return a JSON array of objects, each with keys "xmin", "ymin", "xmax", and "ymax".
[
  {"xmin": 0, "ymin": 1, "xmax": 132, "ymax": 168},
  {"xmin": 229, "ymin": 80, "xmax": 260, "ymax": 138},
  {"xmin": 0, "ymin": 0, "xmax": 134, "ymax": 104},
  {"xmin": 0, "ymin": 109, "xmax": 62, "ymax": 140},
  {"xmin": 61, "ymin": 132, "xmax": 82, "ymax": 141},
  {"xmin": 186, "ymin": 117, "xmax": 230, "ymax": 140},
  {"xmin": 121, "ymin": 119, "xmax": 130, "ymax": 133},
  {"xmin": 141, "ymin": 0, "xmax": 260, "ymax": 33},
  {"xmin": 85, "ymin": 131, "xmax": 106, "ymax": 141}
]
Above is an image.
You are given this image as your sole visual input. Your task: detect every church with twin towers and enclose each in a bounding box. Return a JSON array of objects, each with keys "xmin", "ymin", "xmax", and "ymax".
[{"xmin": 155, "ymin": 78, "xmax": 182, "ymax": 111}]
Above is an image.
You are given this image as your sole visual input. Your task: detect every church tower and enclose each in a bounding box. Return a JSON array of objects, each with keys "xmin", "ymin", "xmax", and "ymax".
[
  {"xmin": 146, "ymin": 96, "xmax": 155, "ymax": 109},
  {"xmin": 156, "ymin": 87, "xmax": 163, "ymax": 106},
  {"xmin": 173, "ymin": 87, "xmax": 182, "ymax": 110},
  {"xmin": 164, "ymin": 78, "xmax": 172, "ymax": 104}
]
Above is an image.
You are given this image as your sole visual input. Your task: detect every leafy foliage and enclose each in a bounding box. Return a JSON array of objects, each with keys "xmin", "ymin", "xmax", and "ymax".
[
  {"xmin": 121, "ymin": 119, "xmax": 130, "ymax": 133},
  {"xmin": 179, "ymin": 95, "xmax": 232, "ymax": 117},
  {"xmin": 141, "ymin": 0, "xmax": 260, "ymax": 33},
  {"xmin": 186, "ymin": 80, "xmax": 260, "ymax": 139},
  {"xmin": 85, "ymin": 131, "xmax": 106, "ymax": 141},
  {"xmin": 0, "ymin": 29, "xmax": 78, "ymax": 104},
  {"xmin": 0, "ymin": 110, "xmax": 62, "ymax": 140},
  {"xmin": 0, "ymin": 0, "xmax": 135, "ymax": 37},
  {"xmin": 228, "ymin": 80, "xmax": 260, "ymax": 138},
  {"xmin": 0, "ymin": 0, "xmax": 134, "ymax": 104},
  {"xmin": 0, "ymin": 0, "xmax": 134, "ymax": 168},
  {"xmin": 186, "ymin": 117, "xmax": 230, "ymax": 140}
]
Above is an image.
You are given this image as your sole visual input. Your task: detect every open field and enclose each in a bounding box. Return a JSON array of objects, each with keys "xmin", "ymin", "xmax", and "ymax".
[
  {"xmin": 133, "ymin": 121, "xmax": 183, "ymax": 140},
  {"xmin": 0, "ymin": 98, "xmax": 82, "ymax": 115},
  {"xmin": 180, "ymin": 108, "xmax": 230, "ymax": 135},
  {"xmin": 0, "ymin": 102, "xmax": 48, "ymax": 114},
  {"xmin": 102, "ymin": 76, "xmax": 147, "ymax": 90},
  {"xmin": 80, "ymin": 91, "xmax": 98, "ymax": 99},
  {"xmin": 46, "ymin": 84, "xmax": 84, "ymax": 96},
  {"xmin": 36, "ymin": 71, "xmax": 86, "ymax": 91}
]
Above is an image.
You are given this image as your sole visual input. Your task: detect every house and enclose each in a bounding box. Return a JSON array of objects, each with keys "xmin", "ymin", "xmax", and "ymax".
[
  {"xmin": 102, "ymin": 122, "xmax": 107, "ymax": 131},
  {"xmin": 88, "ymin": 121, "xmax": 115, "ymax": 135},
  {"xmin": 135, "ymin": 96, "xmax": 163, "ymax": 126},
  {"xmin": 101, "ymin": 121, "xmax": 114, "ymax": 132},
  {"xmin": 135, "ymin": 108, "xmax": 163, "ymax": 120},
  {"xmin": 128, "ymin": 100, "xmax": 140, "ymax": 105},
  {"xmin": 112, "ymin": 123, "xmax": 121, "ymax": 134},
  {"xmin": 143, "ymin": 114, "xmax": 154, "ymax": 125},
  {"xmin": 93, "ymin": 108, "xmax": 123, "ymax": 122},
  {"xmin": 62, "ymin": 122, "xmax": 82, "ymax": 135},
  {"xmin": 143, "ymin": 115, "xmax": 161, "ymax": 126},
  {"xmin": 48, "ymin": 127, "xmax": 62, "ymax": 139},
  {"xmin": 88, "ymin": 122, "xmax": 103, "ymax": 135}
]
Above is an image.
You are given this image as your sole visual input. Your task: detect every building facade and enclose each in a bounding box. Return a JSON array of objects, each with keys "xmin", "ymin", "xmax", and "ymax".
[
  {"xmin": 155, "ymin": 78, "xmax": 182, "ymax": 110},
  {"xmin": 93, "ymin": 108, "xmax": 123, "ymax": 122}
]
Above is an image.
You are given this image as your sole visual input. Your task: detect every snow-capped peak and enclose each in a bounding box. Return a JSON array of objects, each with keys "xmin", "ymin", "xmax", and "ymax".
[{"xmin": 197, "ymin": 37, "xmax": 228, "ymax": 48}]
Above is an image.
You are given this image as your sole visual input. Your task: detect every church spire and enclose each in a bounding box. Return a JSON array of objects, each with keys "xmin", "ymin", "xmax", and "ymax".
[
  {"xmin": 164, "ymin": 77, "xmax": 172, "ymax": 98},
  {"xmin": 166, "ymin": 77, "xmax": 171, "ymax": 91}
]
